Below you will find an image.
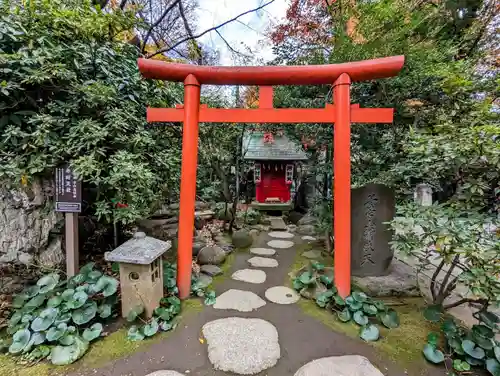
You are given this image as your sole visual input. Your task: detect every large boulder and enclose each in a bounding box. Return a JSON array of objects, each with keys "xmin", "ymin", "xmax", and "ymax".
[
  {"xmin": 232, "ymin": 230, "xmax": 253, "ymax": 248},
  {"xmin": 197, "ymin": 245, "xmax": 226, "ymax": 265},
  {"xmin": 288, "ymin": 211, "xmax": 304, "ymax": 225},
  {"xmin": 297, "ymin": 224, "xmax": 315, "ymax": 236},
  {"xmin": 192, "ymin": 241, "xmax": 205, "ymax": 256}
]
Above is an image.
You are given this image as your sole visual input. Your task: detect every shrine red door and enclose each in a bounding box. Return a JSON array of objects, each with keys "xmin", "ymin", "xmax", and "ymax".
[{"xmin": 258, "ymin": 166, "xmax": 290, "ymax": 203}]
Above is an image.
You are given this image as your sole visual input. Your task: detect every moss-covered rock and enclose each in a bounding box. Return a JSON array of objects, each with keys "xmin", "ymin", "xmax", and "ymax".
[{"xmin": 232, "ymin": 230, "xmax": 253, "ymax": 248}]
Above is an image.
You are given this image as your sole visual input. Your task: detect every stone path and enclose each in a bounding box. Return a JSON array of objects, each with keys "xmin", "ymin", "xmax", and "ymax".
[{"xmin": 71, "ymin": 226, "xmax": 444, "ymax": 376}]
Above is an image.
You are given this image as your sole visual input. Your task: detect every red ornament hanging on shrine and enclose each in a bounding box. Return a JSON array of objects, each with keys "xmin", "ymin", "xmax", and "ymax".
[{"xmin": 263, "ymin": 132, "xmax": 274, "ymax": 144}]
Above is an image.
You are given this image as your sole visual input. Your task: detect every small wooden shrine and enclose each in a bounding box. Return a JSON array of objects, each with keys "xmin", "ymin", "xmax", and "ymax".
[{"xmin": 243, "ymin": 129, "xmax": 307, "ymax": 210}]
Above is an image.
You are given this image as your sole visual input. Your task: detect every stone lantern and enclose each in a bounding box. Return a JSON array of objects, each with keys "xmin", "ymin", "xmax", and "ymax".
[{"xmin": 105, "ymin": 232, "xmax": 171, "ymax": 319}]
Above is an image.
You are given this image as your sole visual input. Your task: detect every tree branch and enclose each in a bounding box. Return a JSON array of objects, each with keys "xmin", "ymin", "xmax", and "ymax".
[
  {"xmin": 430, "ymin": 258, "xmax": 445, "ymax": 302},
  {"xmin": 215, "ymin": 29, "xmax": 252, "ymax": 58},
  {"xmin": 146, "ymin": 0, "xmax": 275, "ymax": 59},
  {"xmin": 437, "ymin": 254, "xmax": 459, "ymax": 300},
  {"xmin": 444, "ymin": 298, "xmax": 487, "ymax": 310},
  {"xmin": 178, "ymin": 0, "xmax": 202, "ymax": 64},
  {"xmin": 141, "ymin": 0, "xmax": 181, "ymax": 54}
]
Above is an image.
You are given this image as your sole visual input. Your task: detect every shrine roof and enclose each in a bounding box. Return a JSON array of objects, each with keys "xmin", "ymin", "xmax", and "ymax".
[{"xmin": 242, "ymin": 131, "xmax": 308, "ymax": 161}]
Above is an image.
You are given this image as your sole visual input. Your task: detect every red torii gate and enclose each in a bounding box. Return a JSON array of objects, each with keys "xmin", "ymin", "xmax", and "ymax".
[{"xmin": 138, "ymin": 55, "xmax": 405, "ymax": 299}]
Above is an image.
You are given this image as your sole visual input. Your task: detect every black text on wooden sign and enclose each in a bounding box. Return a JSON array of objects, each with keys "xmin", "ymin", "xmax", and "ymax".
[{"xmin": 55, "ymin": 164, "xmax": 82, "ymax": 213}]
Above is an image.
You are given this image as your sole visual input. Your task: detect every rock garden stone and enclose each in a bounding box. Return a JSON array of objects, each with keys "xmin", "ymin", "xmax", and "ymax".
[
  {"xmin": 270, "ymin": 217, "xmax": 287, "ymax": 230},
  {"xmin": 197, "ymin": 245, "xmax": 226, "ymax": 265},
  {"xmin": 250, "ymin": 247, "xmax": 276, "ymax": 256},
  {"xmin": 146, "ymin": 371, "xmax": 185, "ymax": 376},
  {"xmin": 202, "ymin": 317, "xmax": 280, "ymax": 375},
  {"xmin": 213, "ymin": 289, "xmax": 266, "ymax": 312},
  {"xmin": 200, "ymin": 264, "xmax": 223, "ymax": 277},
  {"xmin": 265, "ymin": 286, "xmax": 300, "ymax": 304},
  {"xmin": 268, "ymin": 231, "xmax": 294, "ymax": 239},
  {"xmin": 232, "ymin": 269, "xmax": 267, "ymax": 284},
  {"xmin": 192, "ymin": 241, "xmax": 205, "ymax": 256},
  {"xmin": 248, "ymin": 257, "xmax": 279, "ymax": 268},
  {"xmin": 297, "ymin": 225, "xmax": 315, "ymax": 236},
  {"xmin": 288, "ymin": 211, "xmax": 304, "ymax": 224},
  {"xmin": 197, "ymin": 274, "xmax": 213, "ymax": 289},
  {"xmin": 297, "ymin": 214, "xmax": 317, "ymax": 226},
  {"xmin": 232, "ymin": 230, "xmax": 253, "ymax": 248},
  {"xmin": 352, "ymin": 258, "xmax": 420, "ymax": 297},
  {"xmin": 293, "ymin": 355, "xmax": 384, "ymax": 376},
  {"xmin": 249, "ymin": 229, "xmax": 260, "ymax": 240},
  {"xmin": 301, "ymin": 235, "xmax": 316, "ymax": 241},
  {"xmin": 267, "ymin": 240, "xmax": 294, "ymax": 249},
  {"xmin": 287, "ymin": 224, "xmax": 297, "ymax": 232},
  {"xmin": 302, "ymin": 250, "xmax": 322, "ymax": 259}
]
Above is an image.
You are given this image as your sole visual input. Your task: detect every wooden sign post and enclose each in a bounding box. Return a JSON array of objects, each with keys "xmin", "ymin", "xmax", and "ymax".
[{"xmin": 55, "ymin": 164, "xmax": 82, "ymax": 277}]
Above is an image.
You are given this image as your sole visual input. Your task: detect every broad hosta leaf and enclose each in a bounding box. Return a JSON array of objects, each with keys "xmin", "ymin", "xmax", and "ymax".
[
  {"xmin": 23, "ymin": 294, "xmax": 46, "ymax": 312},
  {"xmin": 380, "ymin": 309, "xmax": 400, "ymax": 329},
  {"xmin": 363, "ymin": 304, "xmax": 378, "ymax": 316},
  {"xmin": 453, "ymin": 359, "xmax": 471, "ymax": 371},
  {"xmin": 82, "ymin": 323, "xmax": 103, "ymax": 342},
  {"xmin": 448, "ymin": 336, "xmax": 465, "ymax": 355},
  {"xmin": 204, "ymin": 290, "xmax": 216, "ymax": 306},
  {"xmin": 24, "ymin": 286, "xmax": 41, "ymax": 299},
  {"xmin": 345, "ymin": 296, "xmax": 362, "ymax": 311},
  {"xmin": 494, "ymin": 347, "xmax": 500, "ymax": 362},
  {"xmin": 465, "ymin": 356, "xmax": 484, "ymax": 366},
  {"xmin": 62, "ymin": 289, "xmax": 75, "ymax": 301},
  {"xmin": 462, "ymin": 339, "xmax": 486, "ymax": 359},
  {"xmin": 160, "ymin": 320, "xmax": 173, "ymax": 331},
  {"xmin": 12, "ymin": 295, "xmax": 27, "ymax": 309},
  {"xmin": 292, "ymin": 279, "xmax": 303, "ymax": 291},
  {"xmin": 337, "ymin": 308, "xmax": 351, "ymax": 322},
  {"xmin": 127, "ymin": 326, "xmax": 145, "ymax": 341},
  {"xmin": 21, "ymin": 314, "xmax": 33, "ymax": 324},
  {"xmin": 98, "ymin": 303, "xmax": 112, "ymax": 319},
  {"xmin": 359, "ymin": 324, "xmax": 379, "ymax": 342},
  {"xmin": 333, "ymin": 295, "xmax": 346, "ymax": 306},
  {"xmin": 59, "ymin": 333, "xmax": 76, "ymax": 346},
  {"xmin": 37, "ymin": 273, "xmax": 60, "ymax": 294},
  {"xmin": 479, "ymin": 311, "xmax": 500, "ymax": 329},
  {"xmin": 427, "ymin": 332, "xmax": 439, "ymax": 346},
  {"xmin": 473, "ymin": 324, "xmax": 495, "ymax": 339},
  {"xmin": 373, "ymin": 300, "xmax": 386, "ymax": 312},
  {"xmin": 143, "ymin": 319, "xmax": 159, "ymax": 337},
  {"xmin": 423, "ymin": 344, "xmax": 445, "ymax": 364},
  {"xmin": 31, "ymin": 332, "xmax": 45, "ymax": 345},
  {"xmin": 299, "ymin": 272, "xmax": 315, "ymax": 285},
  {"xmin": 319, "ymin": 275, "xmax": 333, "ymax": 286},
  {"xmin": 29, "ymin": 345, "xmax": 51, "ymax": 360},
  {"xmin": 46, "ymin": 323, "xmax": 68, "ymax": 342},
  {"xmin": 441, "ymin": 319, "xmax": 458, "ymax": 334},
  {"xmin": 8, "ymin": 312, "xmax": 22, "ymax": 327},
  {"xmin": 154, "ymin": 307, "xmax": 171, "ymax": 321},
  {"xmin": 93, "ymin": 276, "xmax": 119, "ymax": 297},
  {"xmin": 54, "ymin": 312, "xmax": 72, "ymax": 325},
  {"xmin": 316, "ymin": 291, "xmax": 334, "ymax": 308},
  {"xmin": 164, "ymin": 277, "xmax": 176, "ymax": 289},
  {"xmin": 353, "ymin": 311, "xmax": 369, "ymax": 326},
  {"xmin": 50, "ymin": 336, "xmax": 89, "ymax": 365},
  {"xmin": 47, "ymin": 296, "xmax": 62, "ymax": 308},
  {"xmin": 311, "ymin": 261, "xmax": 324, "ymax": 271},
  {"xmin": 76, "ymin": 284, "xmax": 89, "ymax": 293},
  {"xmin": 31, "ymin": 307, "xmax": 58, "ymax": 332},
  {"xmin": 8, "ymin": 329, "xmax": 31, "ymax": 354},
  {"xmin": 352, "ymin": 291, "xmax": 368, "ymax": 303},
  {"xmin": 80, "ymin": 262, "xmax": 96, "ymax": 275},
  {"xmin": 86, "ymin": 270, "xmax": 102, "ymax": 282},
  {"xmin": 126, "ymin": 305, "xmax": 144, "ymax": 322},
  {"xmin": 72, "ymin": 301, "xmax": 97, "ymax": 325},
  {"xmin": 423, "ymin": 305, "xmax": 443, "ymax": 322},
  {"xmin": 486, "ymin": 358, "xmax": 500, "ymax": 376},
  {"xmin": 67, "ymin": 291, "xmax": 88, "ymax": 309}
]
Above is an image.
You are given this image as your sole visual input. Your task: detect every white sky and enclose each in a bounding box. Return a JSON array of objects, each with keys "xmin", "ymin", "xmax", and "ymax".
[{"xmin": 195, "ymin": 0, "xmax": 289, "ymax": 66}]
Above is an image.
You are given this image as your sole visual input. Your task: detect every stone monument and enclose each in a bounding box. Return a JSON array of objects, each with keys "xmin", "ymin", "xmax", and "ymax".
[
  {"xmin": 351, "ymin": 183, "xmax": 395, "ymax": 277},
  {"xmin": 414, "ymin": 183, "xmax": 433, "ymax": 206},
  {"xmin": 105, "ymin": 232, "xmax": 171, "ymax": 319}
]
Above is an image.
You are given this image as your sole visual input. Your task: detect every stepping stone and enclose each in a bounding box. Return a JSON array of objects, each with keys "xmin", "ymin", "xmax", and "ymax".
[
  {"xmin": 302, "ymin": 250, "xmax": 322, "ymax": 259},
  {"xmin": 232, "ymin": 269, "xmax": 267, "ymax": 284},
  {"xmin": 146, "ymin": 372, "xmax": 185, "ymax": 376},
  {"xmin": 269, "ymin": 231, "xmax": 294, "ymax": 239},
  {"xmin": 265, "ymin": 286, "xmax": 300, "ymax": 304},
  {"xmin": 196, "ymin": 274, "xmax": 213, "ymax": 288},
  {"xmin": 270, "ymin": 217, "xmax": 287, "ymax": 230},
  {"xmin": 200, "ymin": 264, "xmax": 223, "ymax": 277},
  {"xmin": 294, "ymin": 355, "xmax": 384, "ymax": 376},
  {"xmin": 213, "ymin": 289, "xmax": 266, "ymax": 312},
  {"xmin": 248, "ymin": 256, "xmax": 278, "ymax": 268},
  {"xmin": 267, "ymin": 240, "xmax": 294, "ymax": 249},
  {"xmin": 250, "ymin": 247, "xmax": 276, "ymax": 256},
  {"xmin": 202, "ymin": 317, "xmax": 280, "ymax": 375},
  {"xmin": 301, "ymin": 235, "xmax": 316, "ymax": 241}
]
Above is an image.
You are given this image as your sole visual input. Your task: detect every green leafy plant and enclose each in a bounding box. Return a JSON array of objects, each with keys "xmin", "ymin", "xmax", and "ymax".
[
  {"xmin": 421, "ymin": 310, "xmax": 500, "ymax": 375},
  {"xmin": 291, "ymin": 261, "xmax": 399, "ymax": 342},
  {"xmin": 4, "ymin": 263, "xmax": 118, "ymax": 365}
]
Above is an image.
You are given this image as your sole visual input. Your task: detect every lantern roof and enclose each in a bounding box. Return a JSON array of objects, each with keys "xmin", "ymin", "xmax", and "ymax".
[{"xmin": 242, "ymin": 130, "xmax": 308, "ymax": 161}]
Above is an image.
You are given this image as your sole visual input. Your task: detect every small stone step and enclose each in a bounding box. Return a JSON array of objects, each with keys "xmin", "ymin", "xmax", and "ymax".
[
  {"xmin": 248, "ymin": 256, "xmax": 279, "ymax": 268},
  {"xmin": 270, "ymin": 217, "xmax": 287, "ymax": 231},
  {"xmin": 250, "ymin": 247, "xmax": 276, "ymax": 256},
  {"xmin": 213, "ymin": 289, "xmax": 266, "ymax": 312},
  {"xmin": 269, "ymin": 231, "xmax": 294, "ymax": 239},
  {"xmin": 267, "ymin": 240, "xmax": 294, "ymax": 249},
  {"xmin": 232, "ymin": 269, "xmax": 267, "ymax": 284}
]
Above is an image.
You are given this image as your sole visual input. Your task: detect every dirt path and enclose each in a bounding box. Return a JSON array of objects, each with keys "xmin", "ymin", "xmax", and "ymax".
[{"xmin": 69, "ymin": 231, "xmax": 444, "ymax": 376}]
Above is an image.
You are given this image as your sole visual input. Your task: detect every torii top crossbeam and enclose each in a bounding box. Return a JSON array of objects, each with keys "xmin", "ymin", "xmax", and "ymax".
[
  {"xmin": 137, "ymin": 55, "xmax": 405, "ymax": 301},
  {"xmin": 138, "ymin": 55, "xmax": 404, "ymax": 85}
]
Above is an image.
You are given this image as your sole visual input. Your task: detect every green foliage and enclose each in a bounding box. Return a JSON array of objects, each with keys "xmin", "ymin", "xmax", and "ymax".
[
  {"xmin": 5, "ymin": 263, "xmax": 119, "ymax": 365},
  {"xmin": 421, "ymin": 311, "xmax": 500, "ymax": 375},
  {"xmin": 0, "ymin": 0, "xmax": 183, "ymax": 224},
  {"xmin": 390, "ymin": 204, "xmax": 500, "ymax": 308},
  {"xmin": 291, "ymin": 261, "xmax": 399, "ymax": 342}
]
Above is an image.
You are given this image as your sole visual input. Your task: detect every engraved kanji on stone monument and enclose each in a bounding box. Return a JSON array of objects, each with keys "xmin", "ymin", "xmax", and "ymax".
[{"xmin": 351, "ymin": 184, "xmax": 395, "ymax": 277}]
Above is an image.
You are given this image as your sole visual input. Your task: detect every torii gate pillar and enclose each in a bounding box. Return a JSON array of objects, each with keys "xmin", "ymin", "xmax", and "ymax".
[{"xmin": 138, "ymin": 55, "xmax": 405, "ymax": 299}]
